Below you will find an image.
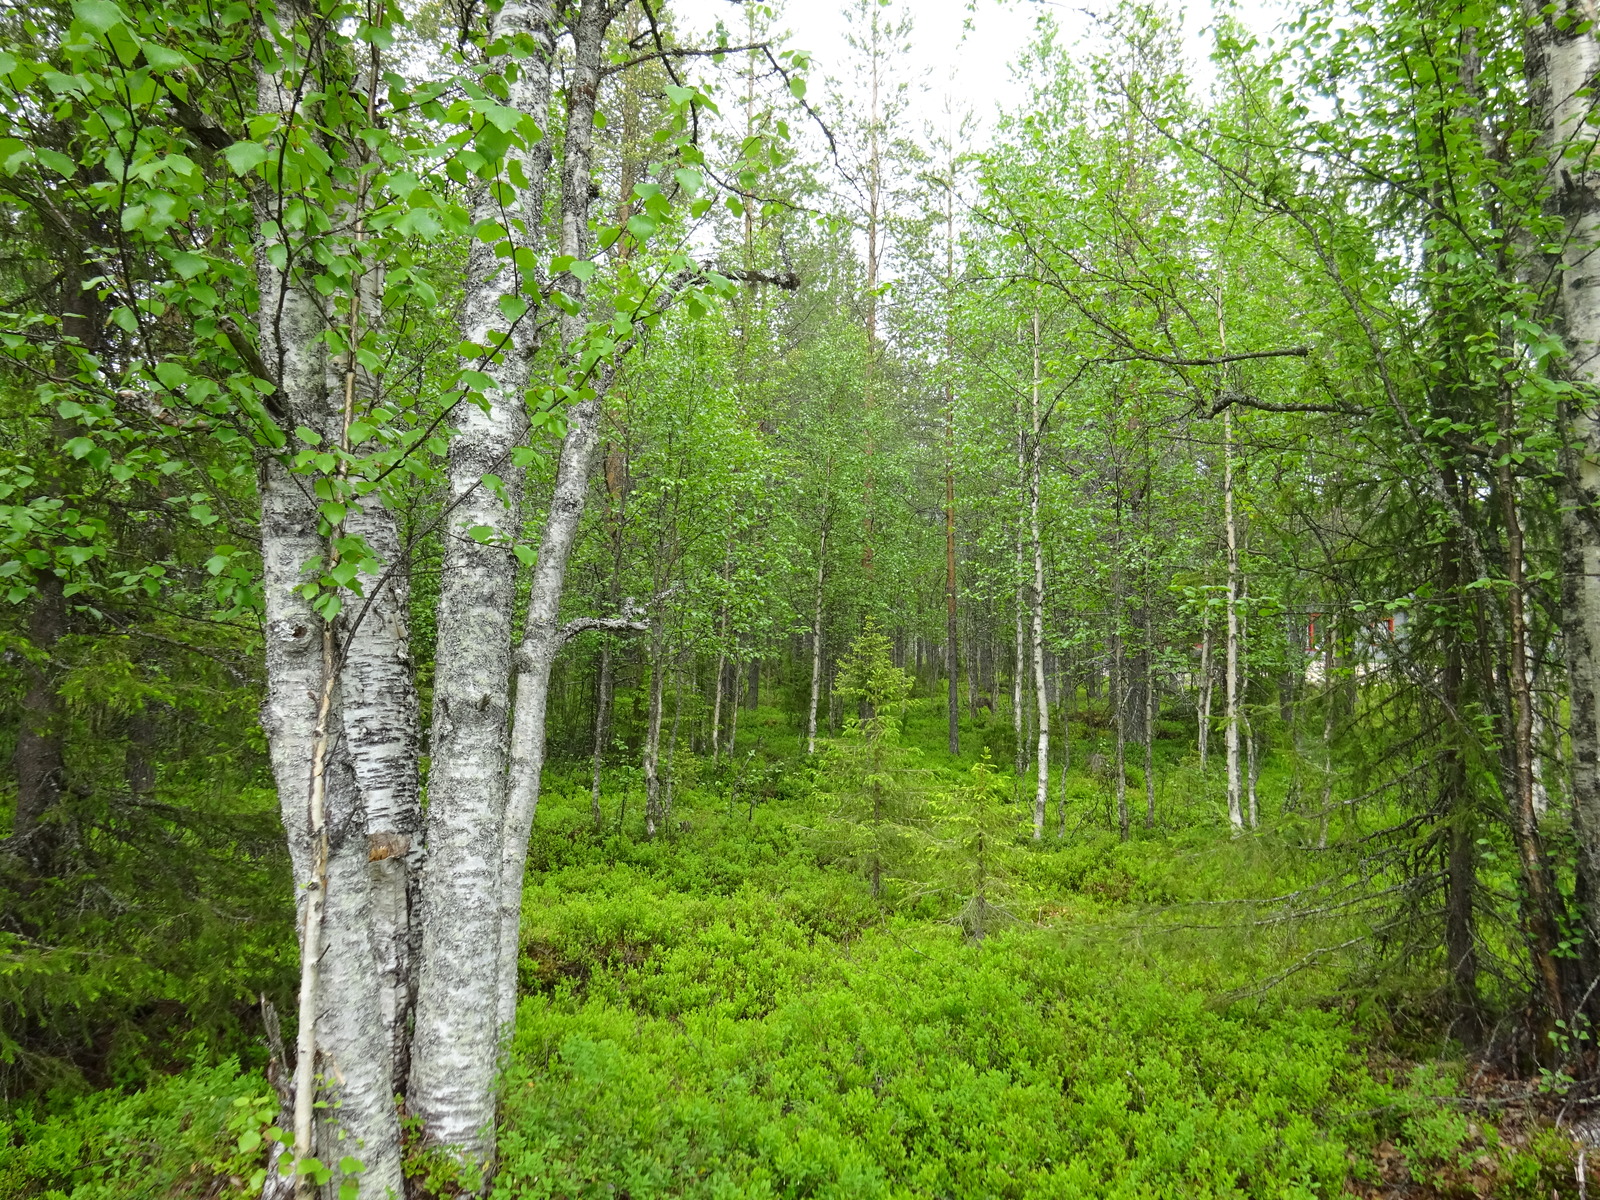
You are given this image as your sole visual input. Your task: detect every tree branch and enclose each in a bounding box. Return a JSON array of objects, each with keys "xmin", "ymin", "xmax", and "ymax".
[{"xmin": 558, "ymin": 615, "xmax": 649, "ymax": 644}]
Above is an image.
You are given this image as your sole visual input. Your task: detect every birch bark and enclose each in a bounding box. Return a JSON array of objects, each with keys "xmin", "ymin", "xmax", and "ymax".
[
  {"xmin": 1144, "ymin": 604, "xmax": 1155, "ymax": 830},
  {"xmin": 1197, "ymin": 606, "xmax": 1212, "ymax": 771},
  {"xmin": 497, "ymin": 0, "xmax": 616, "ymax": 1050},
  {"xmin": 1527, "ymin": 2, "xmax": 1600, "ymax": 967},
  {"xmin": 407, "ymin": 0, "xmax": 556, "ymax": 1165},
  {"xmin": 250, "ymin": 10, "xmax": 402, "ymax": 1193},
  {"xmin": 335, "ymin": 252, "xmax": 422, "ymax": 1099},
  {"xmin": 1028, "ymin": 311, "xmax": 1049, "ymax": 839},
  {"xmin": 1224, "ymin": 405, "xmax": 1244, "ymax": 833},
  {"xmin": 643, "ymin": 624, "xmax": 667, "ymax": 839}
]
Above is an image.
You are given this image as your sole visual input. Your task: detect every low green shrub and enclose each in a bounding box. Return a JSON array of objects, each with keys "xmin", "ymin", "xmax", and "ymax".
[{"xmin": 0, "ymin": 1060, "xmax": 270, "ymax": 1200}]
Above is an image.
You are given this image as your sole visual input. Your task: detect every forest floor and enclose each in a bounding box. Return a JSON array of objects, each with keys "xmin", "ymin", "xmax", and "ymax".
[{"xmin": 0, "ymin": 697, "xmax": 1587, "ymax": 1198}]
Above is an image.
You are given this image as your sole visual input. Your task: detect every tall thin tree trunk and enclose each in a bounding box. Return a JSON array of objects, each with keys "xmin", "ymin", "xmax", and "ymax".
[
  {"xmin": 1224, "ymin": 405, "xmax": 1244, "ymax": 833},
  {"xmin": 1318, "ymin": 618, "xmax": 1336, "ymax": 850},
  {"xmin": 1113, "ymin": 592, "xmax": 1128, "ymax": 842},
  {"xmin": 1013, "ymin": 380, "xmax": 1027, "ymax": 779},
  {"xmin": 1198, "ymin": 606, "xmax": 1212, "ymax": 770},
  {"xmin": 664, "ymin": 666, "xmax": 683, "ymax": 825},
  {"xmin": 944, "ymin": 156, "xmax": 960, "ymax": 758},
  {"xmin": 807, "ymin": 525, "xmax": 827, "ymax": 754},
  {"xmin": 342, "ymin": 493, "xmax": 421, "ymax": 1099},
  {"xmin": 643, "ymin": 625, "xmax": 666, "ymax": 839},
  {"xmin": 1144, "ymin": 604, "xmax": 1155, "ymax": 830},
  {"xmin": 494, "ymin": 0, "xmax": 620, "ymax": 1060},
  {"xmin": 1243, "ymin": 596, "xmax": 1258, "ymax": 829},
  {"xmin": 1501, "ymin": 453, "xmax": 1568, "ymax": 1021},
  {"xmin": 1029, "ymin": 311, "xmax": 1049, "ymax": 838},
  {"xmin": 590, "ymin": 647, "xmax": 613, "ymax": 831}
]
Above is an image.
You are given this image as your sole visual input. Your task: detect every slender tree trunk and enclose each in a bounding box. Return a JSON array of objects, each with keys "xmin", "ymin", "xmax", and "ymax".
[
  {"xmin": 861, "ymin": 16, "xmax": 882, "ymax": 575},
  {"xmin": 727, "ymin": 663, "xmax": 741, "ymax": 754},
  {"xmin": 1318, "ymin": 619, "xmax": 1336, "ymax": 850},
  {"xmin": 711, "ymin": 645, "xmax": 727, "ymax": 757},
  {"xmin": 1501, "ymin": 455, "xmax": 1568, "ymax": 1021},
  {"xmin": 1224, "ymin": 405, "xmax": 1244, "ymax": 833},
  {"xmin": 807, "ymin": 526, "xmax": 827, "ymax": 754},
  {"xmin": 664, "ymin": 666, "xmax": 683, "ymax": 825},
  {"xmin": 946, "ymin": 410, "xmax": 960, "ymax": 757},
  {"xmin": 643, "ymin": 626, "xmax": 667, "ymax": 839},
  {"xmin": 710, "ymin": 545, "xmax": 732, "ymax": 757},
  {"xmin": 1013, "ymin": 382, "xmax": 1027, "ymax": 779},
  {"xmin": 1243, "ymin": 597, "xmax": 1258, "ymax": 830},
  {"xmin": 1113, "ymin": 603, "xmax": 1128, "ymax": 842},
  {"xmin": 1198, "ymin": 606, "xmax": 1212, "ymax": 770},
  {"xmin": 1013, "ymin": 581, "xmax": 1025, "ymax": 775},
  {"xmin": 1144, "ymin": 604, "xmax": 1155, "ymax": 830},
  {"xmin": 590, "ymin": 646, "xmax": 613, "ymax": 831},
  {"xmin": 1029, "ymin": 311, "xmax": 1049, "ymax": 838},
  {"xmin": 944, "ymin": 159, "xmax": 960, "ymax": 758},
  {"xmin": 494, "ymin": 0, "xmax": 619, "ymax": 1061}
]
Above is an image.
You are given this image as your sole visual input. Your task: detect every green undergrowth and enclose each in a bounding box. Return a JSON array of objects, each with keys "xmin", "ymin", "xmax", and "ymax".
[
  {"xmin": 0, "ymin": 699, "xmax": 1578, "ymax": 1198},
  {"xmin": 487, "ymin": 736, "xmax": 1573, "ymax": 1200}
]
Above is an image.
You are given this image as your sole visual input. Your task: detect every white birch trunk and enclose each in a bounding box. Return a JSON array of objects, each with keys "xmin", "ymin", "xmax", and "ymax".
[
  {"xmin": 643, "ymin": 625, "xmax": 666, "ymax": 839},
  {"xmin": 495, "ymin": 0, "xmax": 616, "ymax": 1050},
  {"xmin": 1523, "ymin": 9, "xmax": 1600, "ymax": 963},
  {"xmin": 334, "ymin": 256, "xmax": 422, "ymax": 1100},
  {"xmin": 407, "ymin": 0, "xmax": 556, "ymax": 1166},
  {"xmin": 1114, "ymin": 609, "xmax": 1128, "ymax": 841},
  {"xmin": 1029, "ymin": 311, "xmax": 1049, "ymax": 840},
  {"xmin": 1242, "ymin": 595, "xmax": 1257, "ymax": 829},
  {"xmin": 1144, "ymin": 606, "xmax": 1155, "ymax": 829},
  {"xmin": 1224, "ymin": 406, "xmax": 1244, "ymax": 833},
  {"xmin": 1013, "ymin": 381, "xmax": 1026, "ymax": 777},
  {"xmin": 663, "ymin": 666, "xmax": 683, "ymax": 824},
  {"xmin": 250, "ymin": 15, "xmax": 403, "ymax": 1195},
  {"xmin": 711, "ymin": 647, "xmax": 727, "ymax": 757},
  {"xmin": 1198, "ymin": 608, "xmax": 1212, "ymax": 770}
]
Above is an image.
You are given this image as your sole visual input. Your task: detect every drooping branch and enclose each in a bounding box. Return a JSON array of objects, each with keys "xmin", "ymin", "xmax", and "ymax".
[{"xmin": 558, "ymin": 614, "xmax": 650, "ymax": 644}]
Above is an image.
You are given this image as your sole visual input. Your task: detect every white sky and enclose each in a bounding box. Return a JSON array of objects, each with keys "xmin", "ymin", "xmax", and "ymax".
[{"xmin": 668, "ymin": 0, "xmax": 1294, "ymax": 140}]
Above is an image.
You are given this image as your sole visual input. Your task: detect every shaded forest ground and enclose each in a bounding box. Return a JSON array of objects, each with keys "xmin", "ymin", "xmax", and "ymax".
[{"xmin": 0, "ymin": 691, "xmax": 1586, "ymax": 1198}]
